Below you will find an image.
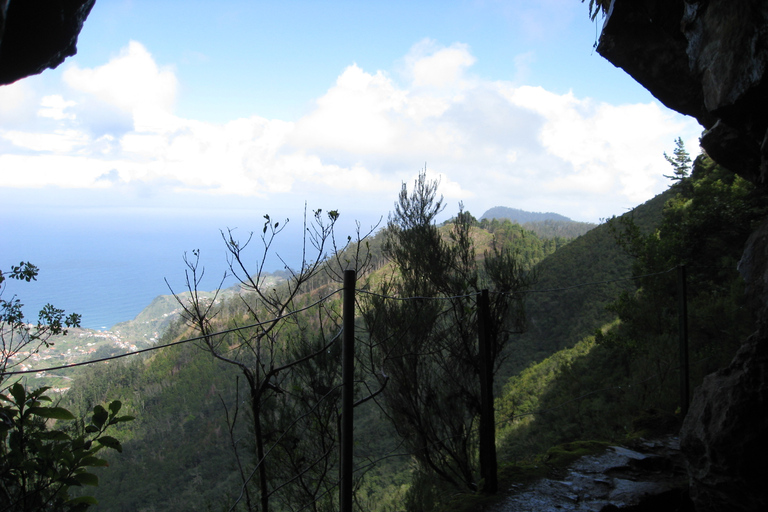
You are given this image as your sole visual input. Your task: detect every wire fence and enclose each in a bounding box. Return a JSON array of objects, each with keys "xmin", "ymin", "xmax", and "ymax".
[{"xmin": 2, "ymin": 266, "xmax": 680, "ymax": 377}]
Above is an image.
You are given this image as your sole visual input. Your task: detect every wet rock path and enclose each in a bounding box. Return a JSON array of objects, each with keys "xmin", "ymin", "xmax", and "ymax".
[{"xmin": 489, "ymin": 437, "xmax": 693, "ymax": 511}]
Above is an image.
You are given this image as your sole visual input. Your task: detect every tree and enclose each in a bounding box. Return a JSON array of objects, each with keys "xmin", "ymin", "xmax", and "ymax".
[
  {"xmin": 363, "ymin": 171, "xmax": 533, "ymax": 496},
  {"xmin": 1, "ymin": 263, "xmax": 132, "ymax": 511},
  {"xmin": 1, "ymin": 262, "xmax": 81, "ymax": 376},
  {"xmin": 171, "ymin": 208, "xmax": 376, "ymax": 512},
  {"xmin": 602, "ymin": 153, "xmax": 767, "ymax": 398},
  {"xmin": 0, "ymin": 385, "xmax": 132, "ymax": 512},
  {"xmin": 663, "ymin": 137, "xmax": 692, "ymax": 182},
  {"xmin": 582, "ymin": 0, "xmax": 610, "ymax": 21}
]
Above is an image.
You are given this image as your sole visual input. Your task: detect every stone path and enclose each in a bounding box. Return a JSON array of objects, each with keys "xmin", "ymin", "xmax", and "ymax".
[{"xmin": 489, "ymin": 437, "xmax": 692, "ymax": 511}]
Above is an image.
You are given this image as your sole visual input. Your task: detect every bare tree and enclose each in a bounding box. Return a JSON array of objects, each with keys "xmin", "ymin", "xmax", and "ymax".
[{"xmin": 169, "ymin": 208, "xmax": 376, "ymax": 512}]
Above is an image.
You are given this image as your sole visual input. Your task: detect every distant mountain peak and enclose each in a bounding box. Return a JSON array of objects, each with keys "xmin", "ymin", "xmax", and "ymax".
[{"xmin": 480, "ymin": 206, "xmax": 572, "ymax": 224}]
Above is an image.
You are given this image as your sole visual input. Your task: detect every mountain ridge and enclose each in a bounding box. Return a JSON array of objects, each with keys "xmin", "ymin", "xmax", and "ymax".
[{"xmin": 481, "ymin": 206, "xmax": 573, "ymax": 223}]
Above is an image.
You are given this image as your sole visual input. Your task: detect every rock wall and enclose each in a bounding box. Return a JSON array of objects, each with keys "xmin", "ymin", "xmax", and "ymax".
[
  {"xmin": 597, "ymin": 2, "xmax": 768, "ymax": 511},
  {"xmin": 0, "ymin": 0, "xmax": 95, "ymax": 85},
  {"xmin": 598, "ymin": 0, "xmax": 768, "ymax": 187}
]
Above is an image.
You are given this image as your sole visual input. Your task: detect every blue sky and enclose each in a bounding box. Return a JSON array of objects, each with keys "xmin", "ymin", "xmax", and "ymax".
[{"xmin": 1, "ymin": 0, "xmax": 703, "ymax": 227}]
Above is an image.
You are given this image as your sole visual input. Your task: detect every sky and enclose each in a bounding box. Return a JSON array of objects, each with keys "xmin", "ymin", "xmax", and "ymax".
[{"xmin": 0, "ymin": 0, "xmax": 705, "ymax": 230}]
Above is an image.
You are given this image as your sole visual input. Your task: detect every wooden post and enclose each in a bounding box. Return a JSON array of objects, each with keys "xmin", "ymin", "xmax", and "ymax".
[
  {"xmin": 477, "ymin": 289, "xmax": 498, "ymax": 493},
  {"xmin": 340, "ymin": 270, "xmax": 356, "ymax": 512},
  {"xmin": 678, "ymin": 265, "xmax": 690, "ymax": 416}
]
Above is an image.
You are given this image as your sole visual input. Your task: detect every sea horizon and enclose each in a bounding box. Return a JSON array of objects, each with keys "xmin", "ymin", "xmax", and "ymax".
[{"xmin": 1, "ymin": 205, "xmax": 348, "ymax": 331}]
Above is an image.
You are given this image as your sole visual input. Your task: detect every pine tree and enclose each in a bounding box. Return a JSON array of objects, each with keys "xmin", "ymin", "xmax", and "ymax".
[{"xmin": 663, "ymin": 137, "xmax": 692, "ymax": 182}]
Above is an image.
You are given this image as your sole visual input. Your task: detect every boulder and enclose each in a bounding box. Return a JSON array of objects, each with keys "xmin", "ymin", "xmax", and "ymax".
[
  {"xmin": 0, "ymin": 0, "xmax": 96, "ymax": 86},
  {"xmin": 679, "ymin": 334, "xmax": 768, "ymax": 512},
  {"xmin": 738, "ymin": 217, "xmax": 768, "ymax": 324}
]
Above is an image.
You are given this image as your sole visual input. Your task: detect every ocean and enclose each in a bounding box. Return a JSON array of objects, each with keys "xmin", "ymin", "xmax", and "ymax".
[{"xmin": 1, "ymin": 206, "xmax": 315, "ymax": 330}]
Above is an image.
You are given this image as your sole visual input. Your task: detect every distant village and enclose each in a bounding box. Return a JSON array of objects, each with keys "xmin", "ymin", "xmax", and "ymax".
[{"xmin": 8, "ymin": 327, "xmax": 159, "ymax": 392}]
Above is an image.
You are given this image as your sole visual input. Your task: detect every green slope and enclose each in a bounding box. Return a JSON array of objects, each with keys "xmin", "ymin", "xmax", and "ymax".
[
  {"xmin": 498, "ymin": 189, "xmax": 672, "ymax": 383},
  {"xmin": 63, "ymin": 335, "xmax": 246, "ymax": 511}
]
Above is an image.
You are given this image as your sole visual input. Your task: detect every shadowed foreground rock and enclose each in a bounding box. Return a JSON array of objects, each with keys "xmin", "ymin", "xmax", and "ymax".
[
  {"xmin": 0, "ymin": 0, "xmax": 95, "ymax": 85},
  {"xmin": 676, "ymin": 218, "xmax": 768, "ymax": 511},
  {"xmin": 680, "ymin": 335, "xmax": 768, "ymax": 512}
]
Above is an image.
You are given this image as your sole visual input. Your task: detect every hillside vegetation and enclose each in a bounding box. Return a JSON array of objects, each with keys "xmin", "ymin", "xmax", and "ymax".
[
  {"xmin": 51, "ymin": 153, "xmax": 762, "ymax": 512},
  {"xmin": 495, "ymin": 152, "xmax": 763, "ymax": 476},
  {"xmin": 480, "ymin": 206, "xmax": 596, "ymax": 239}
]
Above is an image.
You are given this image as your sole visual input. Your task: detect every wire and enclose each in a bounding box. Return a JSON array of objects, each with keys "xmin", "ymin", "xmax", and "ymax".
[
  {"xmin": 2, "ymin": 288, "xmax": 343, "ymax": 376},
  {"xmin": 3, "ymin": 265, "xmax": 689, "ymax": 378},
  {"xmin": 357, "ymin": 288, "xmax": 479, "ymax": 301},
  {"xmin": 355, "ymin": 266, "xmax": 679, "ymax": 301},
  {"xmin": 522, "ymin": 266, "xmax": 678, "ymax": 294}
]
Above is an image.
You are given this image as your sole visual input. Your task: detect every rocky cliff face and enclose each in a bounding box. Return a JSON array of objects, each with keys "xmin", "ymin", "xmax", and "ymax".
[
  {"xmin": 597, "ymin": 2, "xmax": 768, "ymax": 511},
  {"xmin": 0, "ymin": 0, "xmax": 95, "ymax": 85},
  {"xmin": 598, "ymin": 0, "xmax": 768, "ymax": 187}
]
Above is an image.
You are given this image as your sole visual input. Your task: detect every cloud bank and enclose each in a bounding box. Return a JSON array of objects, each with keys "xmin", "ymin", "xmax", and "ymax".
[{"xmin": 0, "ymin": 40, "xmax": 701, "ymax": 222}]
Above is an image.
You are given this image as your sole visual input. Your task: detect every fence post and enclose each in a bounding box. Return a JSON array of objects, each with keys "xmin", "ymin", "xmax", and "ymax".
[
  {"xmin": 340, "ymin": 269, "xmax": 356, "ymax": 512},
  {"xmin": 677, "ymin": 265, "xmax": 690, "ymax": 416},
  {"xmin": 477, "ymin": 289, "xmax": 498, "ymax": 493}
]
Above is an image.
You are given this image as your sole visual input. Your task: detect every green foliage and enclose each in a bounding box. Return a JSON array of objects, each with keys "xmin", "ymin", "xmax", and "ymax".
[
  {"xmin": 365, "ymin": 171, "xmax": 534, "ymax": 496},
  {"xmin": 605, "ymin": 153, "xmax": 766, "ymax": 378},
  {"xmin": 0, "ymin": 383, "xmax": 131, "ymax": 511},
  {"xmin": 543, "ymin": 440, "xmax": 610, "ymax": 467},
  {"xmin": 478, "ymin": 208, "xmax": 595, "ymax": 241},
  {"xmin": 663, "ymin": 137, "xmax": 692, "ymax": 182},
  {"xmin": 1, "ymin": 262, "xmax": 81, "ymax": 375},
  {"xmin": 52, "ymin": 169, "xmax": 686, "ymax": 512},
  {"xmin": 495, "ymin": 189, "xmax": 671, "ymax": 384},
  {"xmin": 496, "ymin": 149, "xmax": 765, "ymax": 473},
  {"xmin": 164, "ymin": 206, "xmax": 380, "ymax": 512},
  {"xmin": 480, "ymin": 206, "xmax": 570, "ymax": 224},
  {"xmin": 496, "ymin": 336, "xmax": 601, "ymax": 460},
  {"xmin": 1, "ymin": 262, "xmax": 131, "ymax": 512},
  {"xmin": 521, "ymin": 219, "xmax": 595, "ymax": 240},
  {"xmin": 58, "ymin": 153, "xmax": 739, "ymax": 512},
  {"xmin": 68, "ymin": 177, "xmax": 612, "ymax": 511},
  {"xmin": 582, "ymin": 0, "xmax": 610, "ymax": 21},
  {"xmin": 403, "ymin": 470, "xmax": 445, "ymax": 512}
]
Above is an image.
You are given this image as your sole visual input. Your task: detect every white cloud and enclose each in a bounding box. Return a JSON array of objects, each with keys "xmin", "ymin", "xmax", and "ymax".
[
  {"xmin": 289, "ymin": 64, "xmax": 407, "ymax": 155},
  {"xmin": 0, "ymin": 80, "xmax": 36, "ymax": 125},
  {"xmin": 63, "ymin": 41, "xmax": 178, "ymax": 115},
  {"xmin": 0, "ymin": 153, "xmax": 120, "ymax": 188},
  {"xmin": 38, "ymin": 95, "xmax": 77, "ymax": 120},
  {"xmin": 503, "ymin": 86, "xmax": 695, "ymax": 203},
  {"xmin": 0, "ymin": 40, "xmax": 702, "ymax": 222},
  {"xmin": 3, "ymin": 129, "xmax": 89, "ymax": 153},
  {"xmin": 404, "ymin": 39, "xmax": 477, "ymax": 89}
]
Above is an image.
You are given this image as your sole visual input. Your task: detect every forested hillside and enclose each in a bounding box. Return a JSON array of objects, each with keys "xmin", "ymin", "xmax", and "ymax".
[
  {"xmin": 481, "ymin": 206, "xmax": 571, "ymax": 223},
  {"xmin": 495, "ymin": 152, "xmax": 764, "ymax": 474},
  {"xmin": 57, "ymin": 193, "xmax": 594, "ymax": 511},
  {"xmin": 480, "ymin": 206, "xmax": 596, "ymax": 239},
  {"xmin": 47, "ymin": 155, "xmax": 761, "ymax": 512}
]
